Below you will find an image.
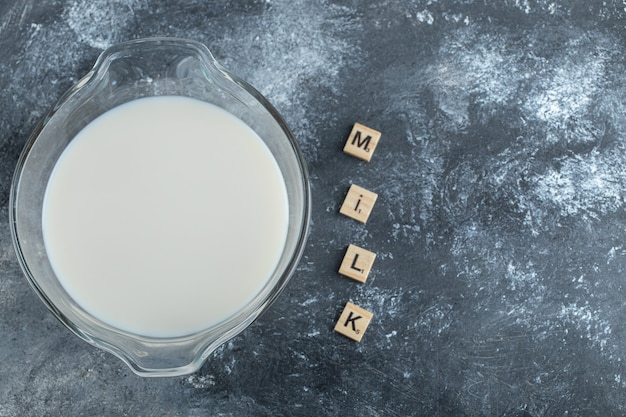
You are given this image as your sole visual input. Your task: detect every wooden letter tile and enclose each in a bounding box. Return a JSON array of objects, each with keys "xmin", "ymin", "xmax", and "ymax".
[
  {"xmin": 339, "ymin": 244, "xmax": 376, "ymax": 283},
  {"xmin": 343, "ymin": 122, "xmax": 382, "ymax": 162},
  {"xmin": 339, "ymin": 184, "xmax": 378, "ymax": 223},
  {"xmin": 334, "ymin": 302, "xmax": 374, "ymax": 342}
]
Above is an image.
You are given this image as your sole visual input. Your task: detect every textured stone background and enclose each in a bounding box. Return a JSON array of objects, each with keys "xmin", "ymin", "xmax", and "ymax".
[{"xmin": 2, "ymin": 1, "xmax": 626, "ymax": 416}]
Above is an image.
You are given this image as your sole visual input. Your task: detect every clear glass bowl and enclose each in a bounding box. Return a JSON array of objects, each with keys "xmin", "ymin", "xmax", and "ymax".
[{"xmin": 9, "ymin": 38, "xmax": 310, "ymax": 377}]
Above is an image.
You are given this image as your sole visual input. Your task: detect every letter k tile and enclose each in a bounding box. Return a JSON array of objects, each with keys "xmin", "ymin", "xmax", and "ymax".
[{"xmin": 334, "ymin": 302, "xmax": 374, "ymax": 342}]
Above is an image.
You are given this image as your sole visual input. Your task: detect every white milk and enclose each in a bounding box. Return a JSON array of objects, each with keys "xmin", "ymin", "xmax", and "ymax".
[{"xmin": 42, "ymin": 96, "xmax": 289, "ymax": 338}]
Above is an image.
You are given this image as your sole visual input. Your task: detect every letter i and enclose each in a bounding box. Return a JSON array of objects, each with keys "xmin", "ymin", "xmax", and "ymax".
[{"xmin": 354, "ymin": 194, "xmax": 363, "ymax": 213}]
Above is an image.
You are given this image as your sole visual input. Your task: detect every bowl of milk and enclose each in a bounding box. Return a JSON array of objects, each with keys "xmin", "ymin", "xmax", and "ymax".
[{"xmin": 10, "ymin": 38, "xmax": 310, "ymax": 377}]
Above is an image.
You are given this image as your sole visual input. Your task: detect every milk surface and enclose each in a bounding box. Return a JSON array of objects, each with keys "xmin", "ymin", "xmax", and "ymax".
[{"xmin": 42, "ymin": 96, "xmax": 289, "ymax": 338}]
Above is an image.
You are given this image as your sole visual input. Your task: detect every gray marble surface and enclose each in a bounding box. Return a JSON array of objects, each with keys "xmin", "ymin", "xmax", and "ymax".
[{"xmin": 2, "ymin": 1, "xmax": 626, "ymax": 416}]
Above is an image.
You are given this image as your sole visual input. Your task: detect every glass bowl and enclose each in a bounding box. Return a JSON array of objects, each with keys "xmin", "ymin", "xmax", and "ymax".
[{"xmin": 9, "ymin": 38, "xmax": 310, "ymax": 377}]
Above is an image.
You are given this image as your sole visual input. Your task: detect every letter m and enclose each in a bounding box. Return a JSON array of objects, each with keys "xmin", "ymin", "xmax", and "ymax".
[{"xmin": 351, "ymin": 131, "xmax": 372, "ymax": 152}]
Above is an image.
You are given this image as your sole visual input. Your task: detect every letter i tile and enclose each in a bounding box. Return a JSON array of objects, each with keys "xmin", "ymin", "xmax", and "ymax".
[
  {"xmin": 339, "ymin": 184, "xmax": 378, "ymax": 224},
  {"xmin": 334, "ymin": 302, "xmax": 374, "ymax": 342}
]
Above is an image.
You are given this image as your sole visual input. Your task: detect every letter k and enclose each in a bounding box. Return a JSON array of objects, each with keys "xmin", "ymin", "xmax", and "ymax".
[{"xmin": 343, "ymin": 311, "xmax": 362, "ymax": 332}]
